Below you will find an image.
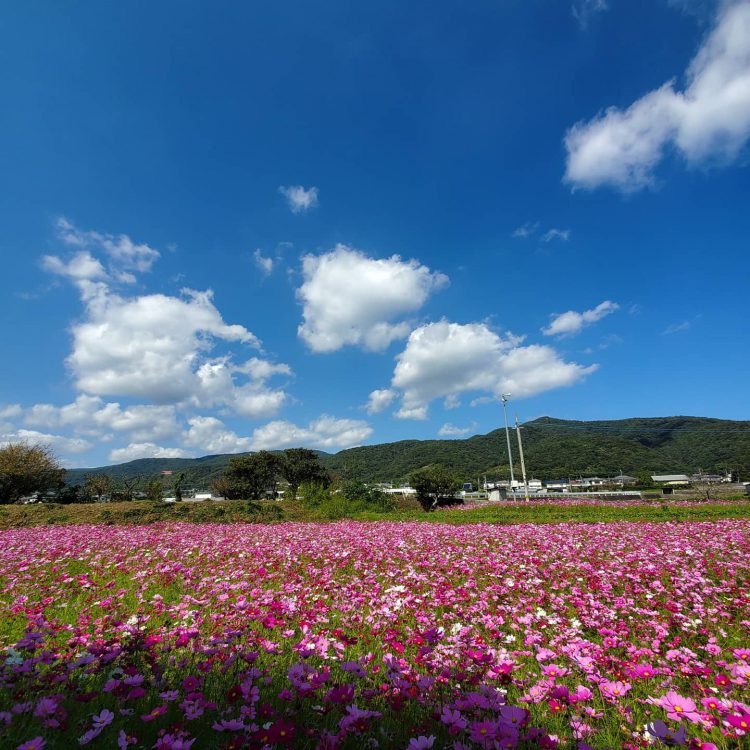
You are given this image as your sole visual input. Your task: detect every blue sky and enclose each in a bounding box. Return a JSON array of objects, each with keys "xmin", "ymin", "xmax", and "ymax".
[{"xmin": 1, "ymin": 0, "xmax": 749, "ymax": 467}]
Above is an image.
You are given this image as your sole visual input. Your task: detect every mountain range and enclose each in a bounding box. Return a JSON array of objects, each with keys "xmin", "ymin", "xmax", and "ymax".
[{"xmin": 65, "ymin": 416, "xmax": 750, "ymax": 488}]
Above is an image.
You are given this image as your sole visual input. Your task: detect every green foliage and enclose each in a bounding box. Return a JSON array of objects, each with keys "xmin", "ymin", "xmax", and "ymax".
[
  {"xmin": 84, "ymin": 473, "xmax": 112, "ymax": 503},
  {"xmin": 408, "ymin": 465, "xmax": 460, "ymax": 510},
  {"xmin": 62, "ymin": 416, "xmax": 750, "ymax": 490},
  {"xmin": 144, "ymin": 477, "xmax": 164, "ymax": 503},
  {"xmin": 298, "ymin": 482, "xmax": 331, "ymax": 508},
  {"xmin": 54, "ymin": 483, "xmax": 85, "ymax": 505},
  {"xmin": 110, "ymin": 475, "xmax": 142, "ymax": 502},
  {"xmin": 328, "ymin": 416, "xmax": 750, "ymax": 483},
  {"xmin": 222, "ymin": 452, "xmax": 280, "ymax": 500},
  {"xmin": 340, "ymin": 480, "xmax": 395, "ymax": 512},
  {"xmin": 281, "ymin": 448, "xmax": 330, "ymax": 495},
  {"xmin": 0, "ymin": 442, "xmax": 66, "ymax": 504},
  {"xmin": 172, "ymin": 472, "xmax": 185, "ymax": 502}
]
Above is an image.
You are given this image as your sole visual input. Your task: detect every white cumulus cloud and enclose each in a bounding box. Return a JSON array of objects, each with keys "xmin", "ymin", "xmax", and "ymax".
[
  {"xmin": 0, "ymin": 428, "xmax": 92, "ymax": 455},
  {"xmin": 279, "ymin": 185, "xmax": 319, "ymax": 213},
  {"xmin": 250, "ymin": 415, "xmax": 372, "ymax": 451},
  {"xmin": 297, "ymin": 244, "xmax": 448, "ymax": 352},
  {"xmin": 390, "ymin": 320, "xmax": 596, "ymax": 419},
  {"xmin": 565, "ymin": 1, "xmax": 750, "ymax": 191},
  {"xmin": 108, "ymin": 443, "xmax": 191, "ymax": 463},
  {"xmin": 68, "ymin": 287, "xmax": 260, "ymax": 403},
  {"xmin": 365, "ymin": 389, "xmax": 396, "ymax": 415},
  {"xmin": 182, "ymin": 416, "xmax": 253, "ymax": 454},
  {"xmin": 0, "ymin": 404, "xmax": 22, "ymax": 420},
  {"xmin": 542, "ymin": 300, "xmax": 619, "ymax": 338},
  {"xmin": 56, "ymin": 217, "xmax": 160, "ymax": 275},
  {"xmin": 41, "ymin": 251, "xmax": 108, "ymax": 282},
  {"xmin": 24, "ymin": 395, "xmax": 180, "ymax": 442}
]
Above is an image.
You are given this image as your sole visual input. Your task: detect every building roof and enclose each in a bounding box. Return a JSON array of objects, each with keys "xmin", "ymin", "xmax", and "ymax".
[{"xmin": 651, "ymin": 474, "xmax": 689, "ymax": 482}]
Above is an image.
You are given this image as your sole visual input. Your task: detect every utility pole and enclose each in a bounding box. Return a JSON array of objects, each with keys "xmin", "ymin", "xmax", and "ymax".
[
  {"xmin": 515, "ymin": 415, "xmax": 530, "ymax": 501},
  {"xmin": 501, "ymin": 394, "xmax": 516, "ymax": 499}
]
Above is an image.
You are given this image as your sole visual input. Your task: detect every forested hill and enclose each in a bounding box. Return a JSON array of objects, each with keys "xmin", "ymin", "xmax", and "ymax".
[{"xmin": 65, "ymin": 416, "xmax": 750, "ymax": 487}]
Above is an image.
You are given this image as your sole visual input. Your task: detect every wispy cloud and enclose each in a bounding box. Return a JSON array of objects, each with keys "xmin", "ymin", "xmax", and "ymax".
[
  {"xmin": 662, "ymin": 320, "xmax": 691, "ymax": 335},
  {"xmin": 541, "ymin": 228, "xmax": 571, "ymax": 243},
  {"xmin": 279, "ymin": 185, "xmax": 319, "ymax": 214},
  {"xmin": 512, "ymin": 222, "xmax": 539, "ymax": 238},
  {"xmin": 572, "ymin": 0, "xmax": 608, "ymax": 30},
  {"xmin": 253, "ymin": 249, "xmax": 274, "ymax": 275},
  {"xmin": 438, "ymin": 422, "xmax": 478, "ymax": 437},
  {"xmin": 543, "ymin": 300, "xmax": 619, "ymax": 337}
]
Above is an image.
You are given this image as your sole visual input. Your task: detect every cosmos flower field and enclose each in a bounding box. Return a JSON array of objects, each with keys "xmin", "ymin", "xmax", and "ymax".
[{"xmin": 1, "ymin": 521, "xmax": 749, "ymax": 749}]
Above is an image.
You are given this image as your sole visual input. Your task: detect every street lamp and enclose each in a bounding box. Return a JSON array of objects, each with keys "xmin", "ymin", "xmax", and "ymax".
[{"xmin": 501, "ymin": 394, "xmax": 516, "ymax": 498}]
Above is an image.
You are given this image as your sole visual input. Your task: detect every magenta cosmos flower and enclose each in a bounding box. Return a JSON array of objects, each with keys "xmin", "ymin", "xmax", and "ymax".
[
  {"xmin": 657, "ymin": 692, "xmax": 701, "ymax": 723},
  {"xmin": 17, "ymin": 740, "xmax": 46, "ymax": 750}
]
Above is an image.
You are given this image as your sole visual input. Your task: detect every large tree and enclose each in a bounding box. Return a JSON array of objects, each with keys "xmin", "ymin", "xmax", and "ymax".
[
  {"xmin": 222, "ymin": 451, "xmax": 281, "ymax": 500},
  {"xmin": 84, "ymin": 474, "xmax": 112, "ymax": 503},
  {"xmin": 408, "ymin": 464, "xmax": 460, "ymax": 511},
  {"xmin": 281, "ymin": 448, "xmax": 329, "ymax": 497},
  {"xmin": 0, "ymin": 442, "xmax": 66, "ymax": 504}
]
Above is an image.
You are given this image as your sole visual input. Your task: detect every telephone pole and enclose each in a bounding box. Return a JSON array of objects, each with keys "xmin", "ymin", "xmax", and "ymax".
[
  {"xmin": 515, "ymin": 415, "xmax": 530, "ymax": 501},
  {"xmin": 501, "ymin": 394, "xmax": 516, "ymax": 498}
]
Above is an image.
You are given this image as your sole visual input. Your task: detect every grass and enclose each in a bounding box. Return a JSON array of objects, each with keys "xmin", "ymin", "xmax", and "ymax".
[{"xmin": 2, "ymin": 497, "xmax": 750, "ymax": 528}]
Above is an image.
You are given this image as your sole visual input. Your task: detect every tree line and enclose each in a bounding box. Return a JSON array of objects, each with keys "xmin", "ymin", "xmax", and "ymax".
[{"xmin": 1, "ymin": 441, "xmax": 467, "ymax": 512}]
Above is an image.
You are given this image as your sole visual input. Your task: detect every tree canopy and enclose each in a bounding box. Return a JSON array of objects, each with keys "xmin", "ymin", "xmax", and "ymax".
[
  {"xmin": 280, "ymin": 448, "xmax": 330, "ymax": 495},
  {"xmin": 222, "ymin": 452, "xmax": 281, "ymax": 500},
  {"xmin": 408, "ymin": 465, "xmax": 460, "ymax": 510},
  {"xmin": 0, "ymin": 442, "xmax": 66, "ymax": 504}
]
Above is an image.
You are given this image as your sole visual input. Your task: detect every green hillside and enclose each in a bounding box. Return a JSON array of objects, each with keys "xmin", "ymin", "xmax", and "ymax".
[{"xmin": 65, "ymin": 416, "xmax": 750, "ymax": 488}]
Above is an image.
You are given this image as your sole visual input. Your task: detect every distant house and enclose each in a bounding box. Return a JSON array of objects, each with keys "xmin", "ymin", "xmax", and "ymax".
[
  {"xmin": 544, "ymin": 479, "xmax": 570, "ymax": 492},
  {"xmin": 612, "ymin": 474, "xmax": 637, "ymax": 485},
  {"xmin": 570, "ymin": 477, "xmax": 607, "ymax": 489},
  {"xmin": 651, "ymin": 474, "xmax": 690, "ymax": 486}
]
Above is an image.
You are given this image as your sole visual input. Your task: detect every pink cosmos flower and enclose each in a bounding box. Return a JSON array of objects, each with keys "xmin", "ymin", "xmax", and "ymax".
[
  {"xmin": 17, "ymin": 739, "xmax": 46, "ymax": 750},
  {"xmin": 632, "ymin": 663, "xmax": 656, "ymax": 679},
  {"xmin": 92, "ymin": 709, "xmax": 114, "ymax": 729},
  {"xmin": 701, "ymin": 696, "xmax": 725, "ymax": 713},
  {"xmin": 656, "ymin": 692, "xmax": 701, "ymax": 723},
  {"xmin": 647, "ymin": 720, "xmax": 687, "ymax": 746},
  {"xmin": 33, "ymin": 698, "xmax": 57, "ymax": 718},
  {"xmin": 212, "ymin": 718, "xmax": 246, "ymax": 731},
  {"xmin": 726, "ymin": 713, "xmax": 750, "ymax": 732},
  {"xmin": 440, "ymin": 707, "xmax": 468, "ymax": 735},
  {"xmin": 469, "ymin": 719, "xmax": 498, "ymax": 747},
  {"xmin": 499, "ymin": 705, "xmax": 528, "ymax": 726},
  {"xmin": 541, "ymin": 664, "xmax": 568, "ymax": 680},
  {"xmin": 600, "ymin": 680, "xmax": 631, "ymax": 700},
  {"xmin": 154, "ymin": 733, "xmax": 195, "ymax": 750},
  {"xmin": 141, "ymin": 704, "xmax": 168, "ymax": 722},
  {"xmin": 407, "ymin": 737, "xmax": 435, "ymax": 750}
]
